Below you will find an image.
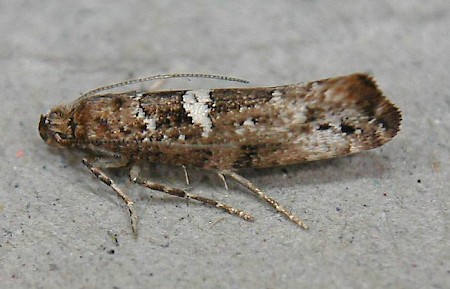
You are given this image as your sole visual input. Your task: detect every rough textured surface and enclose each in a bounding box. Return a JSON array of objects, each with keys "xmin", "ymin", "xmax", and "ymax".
[{"xmin": 1, "ymin": 1, "xmax": 449, "ymax": 288}]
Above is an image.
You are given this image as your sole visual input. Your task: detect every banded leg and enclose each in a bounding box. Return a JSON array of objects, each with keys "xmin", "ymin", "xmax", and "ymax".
[
  {"xmin": 82, "ymin": 158, "xmax": 139, "ymax": 236},
  {"xmin": 130, "ymin": 165, "xmax": 253, "ymax": 221},
  {"xmin": 219, "ymin": 170, "xmax": 308, "ymax": 229}
]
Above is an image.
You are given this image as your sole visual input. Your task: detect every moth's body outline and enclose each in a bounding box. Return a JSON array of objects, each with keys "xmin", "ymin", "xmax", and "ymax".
[{"xmin": 39, "ymin": 73, "xmax": 401, "ymax": 236}]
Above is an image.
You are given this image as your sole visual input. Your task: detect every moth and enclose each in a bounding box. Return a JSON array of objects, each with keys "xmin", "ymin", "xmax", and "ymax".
[{"xmin": 39, "ymin": 73, "xmax": 401, "ymax": 235}]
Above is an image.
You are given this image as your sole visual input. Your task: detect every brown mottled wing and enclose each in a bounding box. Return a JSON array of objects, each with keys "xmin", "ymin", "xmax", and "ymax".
[
  {"xmin": 72, "ymin": 73, "xmax": 401, "ymax": 170},
  {"xmin": 132, "ymin": 73, "xmax": 401, "ymax": 169}
]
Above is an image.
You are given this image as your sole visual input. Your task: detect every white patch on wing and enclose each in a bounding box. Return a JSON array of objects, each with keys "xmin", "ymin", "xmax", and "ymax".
[
  {"xmin": 143, "ymin": 117, "xmax": 156, "ymax": 131},
  {"xmin": 269, "ymin": 95, "xmax": 283, "ymax": 105},
  {"xmin": 292, "ymin": 105, "xmax": 307, "ymax": 124},
  {"xmin": 132, "ymin": 99, "xmax": 157, "ymax": 132},
  {"xmin": 271, "ymin": 90, "xmax": 283, "ymax": 97},
  {"xmin": 182, "ymin": 89, "xmax": 213, "ymax": 137},
  {"xmin": 133, "ymin": 104, "xmax": 146, "ymax": 119},
  {"xmin": 243, "ymin": 118, "xmax": 255, "ymax": 127},
  {"xmin": 133, "ymin": 92, "xmax": 145, "ymax": 99},
  {"xmin": 294, "ymin": 129, "xmax": 348, "ymax": 158}
]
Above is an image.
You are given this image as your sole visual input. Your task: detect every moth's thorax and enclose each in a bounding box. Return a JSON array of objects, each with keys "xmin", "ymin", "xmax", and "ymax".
[
  {"xmin": 72, "ymin": 94, "xmax": 146, "ymax": 143},
  {"xmin": 68, "ymin": 93, "xmax": 189, "ymax": 151}
]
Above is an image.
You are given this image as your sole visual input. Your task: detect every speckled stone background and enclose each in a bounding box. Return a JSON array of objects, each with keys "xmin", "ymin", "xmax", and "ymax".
[{"xmin": 1, "ymin": 1, "xmax": 449, "ymax": 288}]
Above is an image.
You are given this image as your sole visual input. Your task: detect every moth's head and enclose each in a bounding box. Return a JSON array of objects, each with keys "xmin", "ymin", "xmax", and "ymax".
[{"xmin": 39, "ymin": 105, "xmax": 74, "ymax": 148}]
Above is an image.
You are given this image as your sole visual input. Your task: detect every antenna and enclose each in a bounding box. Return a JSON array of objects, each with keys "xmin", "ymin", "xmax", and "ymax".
[{"xmin": 81, "ymin": 73, "xmax": 249, "ymax": 98}]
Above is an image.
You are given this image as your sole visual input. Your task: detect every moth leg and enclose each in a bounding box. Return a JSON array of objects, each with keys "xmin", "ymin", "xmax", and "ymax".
[
  {"xmin": 82, "ymin": 157, "xmax": 139, "ymax": 236},
  {"xmin": 219, "ymin": 170, "xmax": 308, "ymax": 230},
  {"xmin": 182, "ymin": 165, "xmax": 190, "ymax": 185},
  {"xmin": 129, "ymin": 164, "xmax": 254, "ymax": 222},
  {"xmin": 217, "ymin": 173, "xmax": 229, "ymax": 190}
]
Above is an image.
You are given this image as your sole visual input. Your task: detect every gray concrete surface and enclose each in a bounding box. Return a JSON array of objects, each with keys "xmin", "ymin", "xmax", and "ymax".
[{"xmin": 1, "ymin": 1, "xmax": 449, "ymax": 288}]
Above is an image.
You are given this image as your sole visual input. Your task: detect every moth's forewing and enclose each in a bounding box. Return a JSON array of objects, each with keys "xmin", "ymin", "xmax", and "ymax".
[{"xmin": 54, "ymin": 73, "xmax": 400, "ymax": 170}]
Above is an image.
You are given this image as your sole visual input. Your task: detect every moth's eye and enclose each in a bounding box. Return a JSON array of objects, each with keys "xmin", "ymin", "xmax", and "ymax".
[
  {"xmin": 49, "ymin": 111, "xmax": 61, "ymax": 118},
  {"xmin": 47, "ymin": 110, "xmax": 64, "ymax": 124}
]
